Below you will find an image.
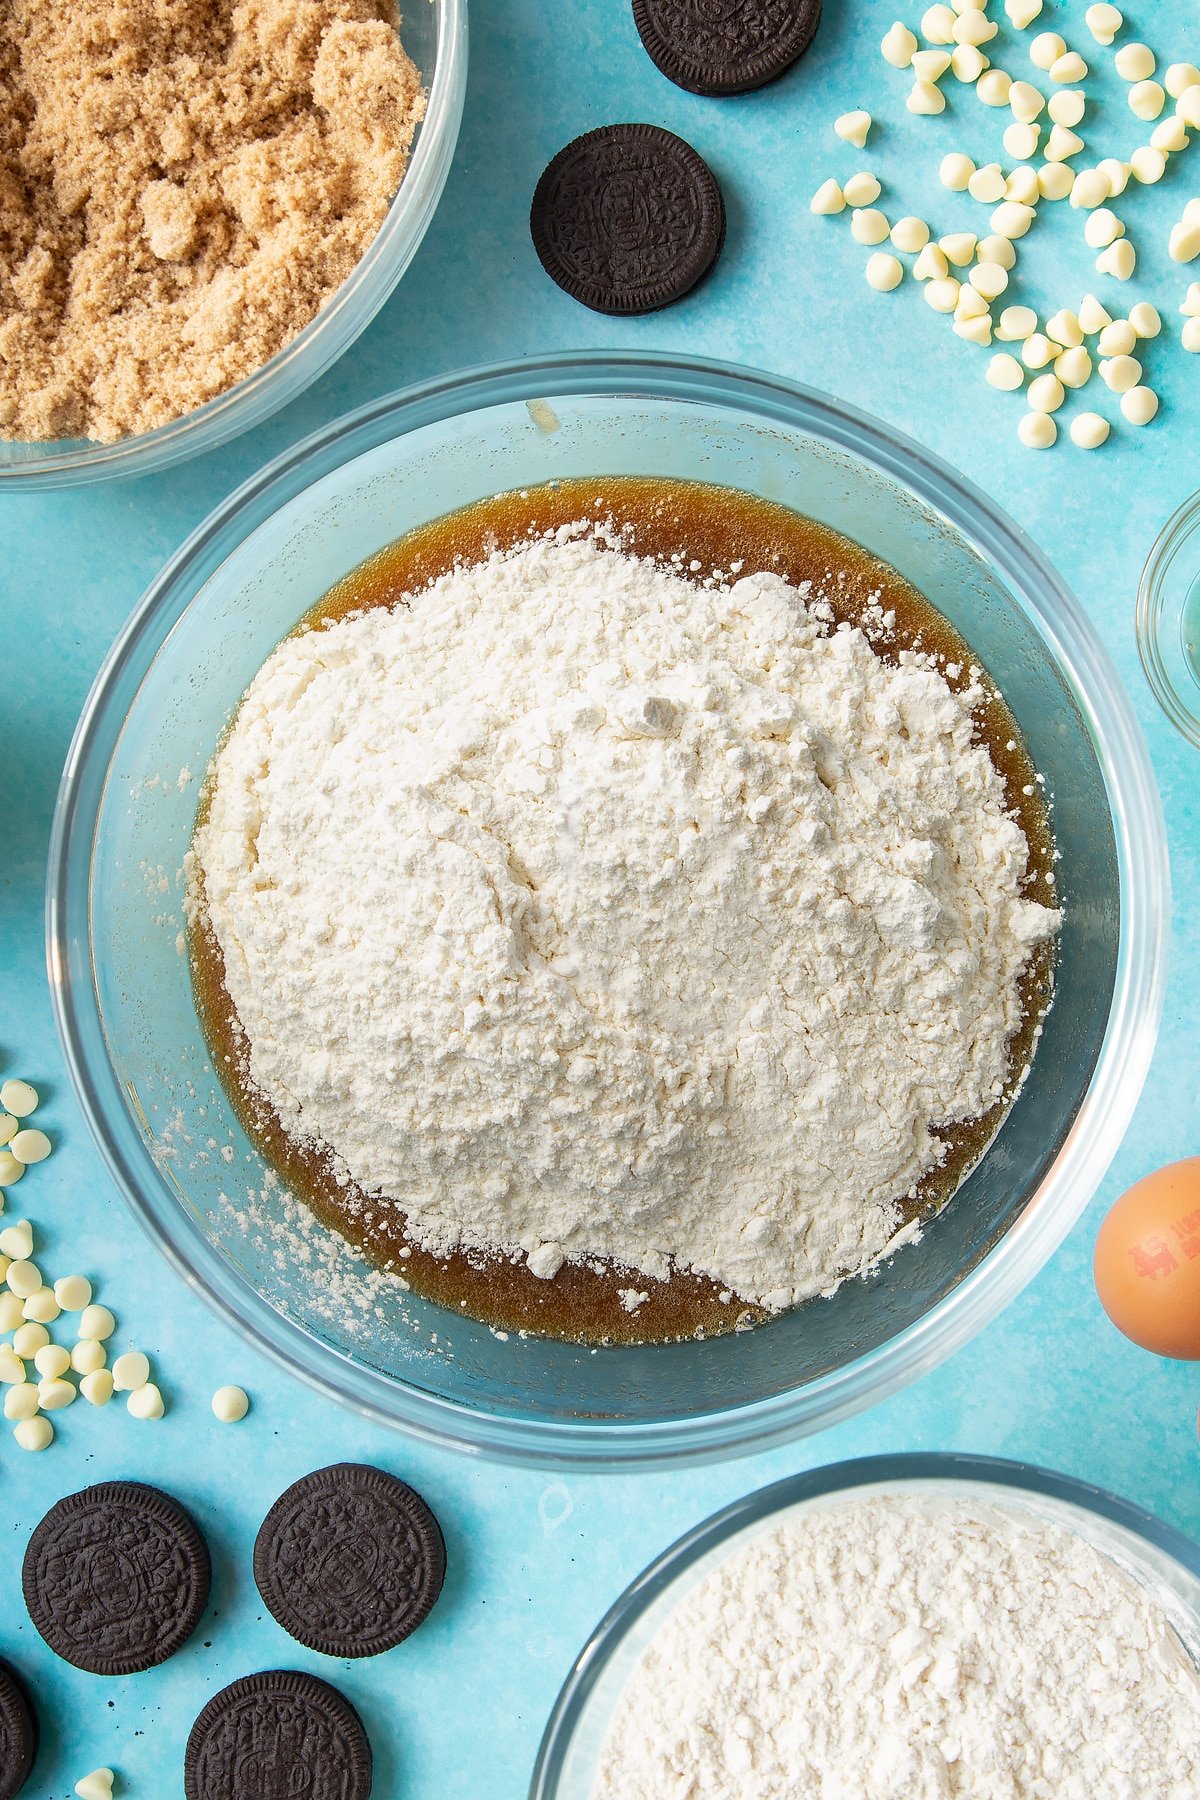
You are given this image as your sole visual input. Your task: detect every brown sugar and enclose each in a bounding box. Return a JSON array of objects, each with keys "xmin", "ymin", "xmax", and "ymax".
[{"xmin": 0, "ymin": 0, "xmax": 425, "ymax": 443}]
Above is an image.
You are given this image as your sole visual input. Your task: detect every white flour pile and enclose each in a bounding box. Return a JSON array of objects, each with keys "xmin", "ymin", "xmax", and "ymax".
[
  {"xmin": 188, "ymin": 527, "xmax": 1060, "ymax": 1309},
  {"xmin": 592, "ymin": 1495, "xmax": 1200, "ymax": 1799}
]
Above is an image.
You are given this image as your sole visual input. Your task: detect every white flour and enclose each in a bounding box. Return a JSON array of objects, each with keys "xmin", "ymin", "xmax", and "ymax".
[
  {"xmin": 592, "ymin": 1495, "xmax": 1200, "ymax": 1800},
  {"xmin": 189, "ymin": 528, "xmax": 1059, "ymax": 1309}
]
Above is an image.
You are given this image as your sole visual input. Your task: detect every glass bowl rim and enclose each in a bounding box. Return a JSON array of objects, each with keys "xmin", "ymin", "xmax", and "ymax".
[
  {"xmin": 47, "ymin": 350, "xmax": 1170, "ymax": 1468},
  {"xmin": 529, "ymin": 1449, "xmax": 1200, "ymax": 1798},
  {"xmin": 1137, "ymin": 485, "xmax": 1200, "ymax": 751},
  {"xmin": 0, "ymin": 0, "xmax": 467, "ymax": 489}
]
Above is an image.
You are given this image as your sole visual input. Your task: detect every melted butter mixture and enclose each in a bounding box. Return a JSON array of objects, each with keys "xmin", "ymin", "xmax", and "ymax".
[{"xmin": 190, "ymin": 478, "xmax": 1057, "ymax": 1344}]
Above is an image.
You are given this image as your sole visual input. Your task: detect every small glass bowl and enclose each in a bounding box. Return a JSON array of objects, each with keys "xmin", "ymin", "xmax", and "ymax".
[
  {"xmin": 0, "ymin": 0, "xmax": 466, "ymax": 489},
  {"xmin": 48, "ymin": 353, "xmax": 1169, "ymax": 1468},
  {"xmin": 1138, "ymin": 489, "xmax": 1200, "ymax": 750},
  {"xmin": 531, "ymin": 1453, "xmax": 1200, "ymax": 1798}
]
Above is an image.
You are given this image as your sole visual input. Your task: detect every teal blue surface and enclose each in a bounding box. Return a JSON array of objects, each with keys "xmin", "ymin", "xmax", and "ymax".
[{"xmin": 3, "ymin": 1, "xmax": 1199, "ymax": 1794}]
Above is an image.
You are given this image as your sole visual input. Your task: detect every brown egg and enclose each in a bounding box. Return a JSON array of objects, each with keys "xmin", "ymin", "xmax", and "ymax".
[{"xmin": 1094, "ymin": 1158, "xmax": 1200, "ymax": 1360}]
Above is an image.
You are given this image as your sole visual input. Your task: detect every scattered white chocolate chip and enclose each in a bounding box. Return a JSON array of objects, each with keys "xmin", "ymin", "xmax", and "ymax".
[
  {"xmin": 1178, "ymin": 87, "xmax": 1200, "ymax": 130},
  {"xmin": 914, "ymin": 243, "xmax": 950, "ymax": 280},
  {"xmin": 997, "ymin": 303, "xmax": 1038, "ymax": 339},
  {"xmin": 851, "ymin": 208, "xmax": 891, "ymax": 246},
  {"xmin": 1182, "ymin": 317, "xmax": 1200, "ymax": 351},
  {"xmin": 79, "ymin": 1303, "xmax": 116, "ymax": 1341},
  {"xmin": 811, "ymin": 179, "xmax": 845, "ymax": 215},
  {"xmin": 882, "ymin": 21, "xmax": 918, "ymax": 68},
  {"xmin": 71, "ymin": 1339, "xmax": 106, "ymax": 1375},
  {"xmin": 75, "ymin": 1771, "xmax": 115, "ymax": 1800},
  {"xmin": 1097, "ymin": 318, "xmax": 1137, "ymax": 356},
  {"xmin": 1128, "ymin": 300, "xmax": 1161, "ymax": 338},
  {"xmin": 1046, "ymin": 308, "xmax": 1083, "ymax": 347},
  {"xmin": 940, "ymin": 231, "xmax": 977, "ymax": 265},
  {"xmin": 1096, "ymin": 158, "xmax": 1129, "ymax": 197},
  {"xmin": 912, "ymin": 48, "xmax": 952, "ymax": 83},
  {"xmin": 978, "ymin": 233, "xmax": 1017, "ymax": 269},
  {"xmin": 991, "ymin": 200, "xmax": 1035, "ymax": 238},
  {"xmin": 1085, "ymin": 4, "xmax": 1122, "ymax": 46},
  {"xmin": 1028, "ymin": 373, "xmax": 1065, "ymax": 412},
  {"xmin": 1180, "ymin": 283, "xmax": 1200, "ymax": 316},
  {"xmin": 0, "ymin": 1152, "xmax": 24, "ymax": 1188},
  {"xmin": 1084, "ymin": 208, "xmax": 1124, "ymax": 248},
  {"xmin": 80, "ymin": 1369, "xmax": 114, "ymax": 1406},
  {"xmin": 0, "ymin": 1219, "xmax": 33, "ymax": 1259},
  {"xmin": 54, "ymin": 1274, "xmax": 92, "ymax": 1311},
  {"xmin": 1121, "ymin": 386, "xmax": 1158, "ymax": 424},
  {"xmin": 951, "ymin": 45, "xmax": 989, "ymax": 82},
  {"xmin": 843, "ymin": 171, "xmax": 882, "ymax": 206},
  {"xmin": 941, "ymin": 153, "xmax": 976, "ymax": 191},
  {"xmin": 922, "ymin": 4, "xmax": 956, "ymax": 45},
  {"xmin": 0, "ymin": 1347, "xmax": 25, "ymax": 1384},
  {"xmin": 1038, "ymin": 162, "xmax": 1075, "ymax": 200},
  {"xmin": 1005, "ymin": 0, "xmax": 1042, "ymax": 27},
  {"xmin": 953, "ymin": 10, "xmax": 995, "ymax": 48},
  {"xmin": 112, "ymin": 1350, "xmax": 151, "ymax": 1392},
  {"xmin": 212, "ymin": 1384, "xmax": 250, "ymax": 1423},
  {"xmin": 835, "ymin": 111, "xmax": 873, "ymax": 148},
  {"xmin": 1100, "ymin": 353, "xmax": 1142, "ymax": 392},
  {"xmin": 1115, "ymin": 42, "xmax": 1154, "ymax": 82},
  {"xmin": 1170, "ymin": 220, "xmax": 1200, "ymax": 263},
  {"xmin": 1070, "ymin": 411, "xmax": 1110, "ymax": 447},
  {"xmin": 1097, "ymin": 239, "xmax": 1136, "ymax": 279},
  {"xmin": 1046, "ymin": 125, "xmax": 1086, "ymax": 163},
  {"xmin": 987, "ymin": 352, "xmax": 1025, "ymax": 389},
  {"xmin": 1078, "ymin": 293, "xmax": 1112, "ymax": 333},
  {"xmin": 0, "ymin": 1081, "xmax": 38, "ymax": 1118},
  {"xmin": 953, "ymin": 312, "xmax": 994, "ymax": 345},
  {"xmin": 909, "ymin": 79, "xmax": 948, "ymax": 114},
  {"xmin": 6, "ymin": 1259, "xmax": 41, "ymax": 1299},
  {"xmin": 891, "ymin": 216, "xmax": 930, "ymax": 253},
  {"xmin": 9, "ymin": 1129, "xmax": 49, "ymax": 1164},
  {"xmin": 127, "ymin": 1382, "xmax": 165, "ymax": 1420},
  {"xmin": 1004, "ymin": 121, "xmax": 1041, "ymax": 160},
  {"xmin": 1030, "ymin": 32, "xmax": 1064, "ymax": 72},
  {"xmin": 12, "ymin": 1322, "xmax": 46, "ymax": 1359},
  {"xmin": 1166, "ymin": 64, "xmax": 1200, "ymax": 100},
  {"xmin": 4, "ymin": 1382, "xmax": 40, "ymax": 1422},
  {"xmin": 0, "ymin": 1293, "xmax": 22, "ymax": 1332},
  {"xmin": 969, "ymin": 162, "xmax": 1007, "ymax": 202},
  {"xmin": 1129, "ymin": 81, "xmax": 1165, "ymax": 122},
  {"xmin": 1009, "ymin": 80, "xmax": 1045, "ymax": 122},
  {"xmin": 14, "ymin": 1415, "xmax": 53, "ymax": 1451},
  {"xmin": 1019, "ymin": 410, "xmax": 1057, "ymax": 447},
  {"xmin": 39, "ymin": 1377, "xmax": 76, "ymax": 1411},
  {"xmin": 1021, "ymin": 331, "xmax": 1057, "ymax": 368},
  {"xmin": 23, "ymin": 1288, "xmax": 60, "ymax": 1325},
  {"xmin": 925, "ymin": 277, "xmax": 962, "ymax": 312},
  {"xmin": 976, "ymin": 70, "xmax": 1013, "ymax": 107},
  {"xmin": 0, "ymin": 1116, "xmax": 15, "ymax": 1148},
  {"xmin": 34, "ymin": 1344, "xmax": 71, "ymax": 1381},
  {"xmin": 971, "ymin": 260, "xmax": 1010, "ymax": 299},
  {"xmin": 1151, "ymin": 116, "xmax": 1189, "ymax": 154},
  {"xmin": 1048, "ymin": 89, "xmax": 1086, "ymax": 127},
  {"xmin": 1050, "ymin": 52, "xmax": 1088, "ymax": 85},
  {"xmin": 1006, "ymin": 166, "xmax": 1040, "ymax": 205}
]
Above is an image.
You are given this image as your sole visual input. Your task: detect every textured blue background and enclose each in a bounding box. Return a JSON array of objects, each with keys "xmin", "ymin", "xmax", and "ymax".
[{"xmin": 2, "ymin": 2, "xmax": 1199, "ymax": 1795}]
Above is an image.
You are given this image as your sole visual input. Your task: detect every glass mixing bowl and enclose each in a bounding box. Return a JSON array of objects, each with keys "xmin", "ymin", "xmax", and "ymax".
[
  {"xmin": 0, "ymin": 0, "xmax": 466, "ymax": 490},
  {"xmin": 530, "ymin": 1452, "xmax": 1200, "ymax": 1797},
  {"xmin": 48, "ymin": 352, "xmax": 1168, "ymax": 1468},
  {"xmin": 1137, "ymin": 488, "xmax": 1200, "ymax": 751}
]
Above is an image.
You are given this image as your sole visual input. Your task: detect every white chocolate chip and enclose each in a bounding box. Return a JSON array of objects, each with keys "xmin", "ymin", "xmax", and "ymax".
[
  {"xmin": 1097, "ymin": 238, "xmax": 1136, "ymax": 279},
  {"xmin": 1006, "ymin": 166, "xmax": 1040, "ymax": 205},
  {"xmin": 810, "ymin": 179, "xmax": 845, "ymax": 216},
  {"xmin": 0, "ymin": 1293, "xmax": 22, "ymax": 1332},
  {"xmin": 71, "ymin": 1338, "xmax": 106, "ymax": 1375},
  {"xmin": 1030, "ymin": 32, "xmax": 1064, "ymax": 72},
  {"xmin": 22, "ymin": 1288, "xmax": 60, "ymax": 1325},
  {"xmin": 9, "ymin": 1129, "xmax": 49, "ymax": 1164},
  {"xmin": 1096, "ymin": 158, "xmax": 1130, "ymax": 196},
  {"xmin": 12, "ymin": 1322, "xmax": 47, "ymax": 1358},
  {"xmin": 79, "ymin": 1303, "xmax": 116, "ymax": 1341},
  {"xmin": 912, "ymin": 49, "xmax": 952, "ymax": 83},
  {"xmin": 941, "ymin": 152, "xmax": 976, "ymax": 190},
  {"xmin": 112, "ymin": 1349, "xmax": 151, "ymax": 1392},
  {"xmin": 34, "ymin": 1344, "xmax": 71, "ymax": 1380},
  {"xmin": 1183, "ymin": 317, "xmax": 1200, "ymax": 351},
  {"xmin": 968, "ymin": 163, "xmax": 1007, "ymax": 202},
  {"xmin": 922, "ymin": 4, "xmax": 957, "ymax": 45},
  {"xmin": 1070, "ymin": 411, "xmax": 1110, "ymax": 447},
  {"xmin": 955, "ymin": 285, "xmax": 990, "ymax": 320},
  {"xmin": 951, "ymin": 44, "xmax": 990, "ymax": 82},
  {"xmin": 75, "ymin": 1771, "xmax": 116, "ymax": 1800},
  {"xmin": 1121, "ymin": 386, "xmax": 1158, "ymax": 424},
  {"xmin": 978, "ymin": 234, "xmax": 1017, "ymax": 268},
  {"xmin": 997, "ymin": 303, "xmax": 1038, "ymax": 339},
  {"xmin": 914, "ymin": 243, "xmax": 950, "ymax": 280},
  {"xmin": 39, "ymin": 1376, "xmax": 76, "ymax": 1411},
  {"xmin": 864, "ymin": 250, "xmax": 904, "ymax": 293},
  {"xmin": 1128, "ymin": 300, "xmax": 1161, "ymax": 338},
  {"xmin": 1021, "ymin": 331, "xmax": 1057, "ymax": 368},
  {"xmin": 1046, "ymin": 309, "xmax": 1083, "ymax": 347},
  {"xmin": 1129, "ymin": 81, "xmax": 1165, "ymax": 121},
  {"xmin": 0, "ymin": 1219, "xmax": 33, "ymax": 1259},
  {"xmin": 6, "ymin": 1259, "xmax": 41, "ymax": 1299},
  {"xmin": 1028, "ymin": 373, "xmax": 1065, "ymax": 412},
  {"xmin": 971, "ymin": 260, "xmax": 1010, "ymax": 299},
  {"xmin": 835, "ymin": 111, "xmax": 873, "ymax": 148},
  {"xmin": 940, "ymin": 231, "xmax": 978, "ymax": 265},
  {"xmin": 891, "ymin": 216, "xmax": 930, "ymax": 253},
  {"xmin": 0, "ymin": 1081, "xmax": 38, "ymax": 1118},
  {"xmin": 1019, "ymin": 410, "xmax": 1057, "ymax": 447},
  {"xmin": 882, "ymin": 21, "xmax": 918, "ymax": 68},
  {"xmin": 1178, "ymin": 86, "xmax": 1200, "ymax": 130},
  {"xmin": 925, "ymin": 277, "xmax": 962, "ymax": 312},
  {"xmin": 0, "ymin": 1152, "xmax": 24, "ymax": 1188},
  {"xmin": 3, "ymin": 1382, "xmax": 40, "ymax": 1422},
  {"xmin": 1182, "ymin": 284, "xmax": 1200, "ymax": 318},
  {"xmin": 1048, "ymin": 89, "xmax": 1086, "ymax": 127},
  {"xmin": 14, "ymin": 1415, "xmax": 53, "ymax": 1451},
  {"xmin": 1009, "ymin": 80, "xmax": 1045, "ymax": 121},
  {"xmin": 54, "ymin": 1274, "xmax": 92, "ymax": 1311},
  {"xmin": 843, "ymin": 171, "xmax": 882, "ymax": 206},
  {"xmin": 1170, "ymin": 220, "xmax": 1200, "ymax": 263},
  {"xmin": 1085, "ymin": 5, "xmax": 1122, "ymax": 46},
  {"xmin": 1046, "ymin": 125, "xmax": 1085, "ymax": 162},
  {"xmin": 987, "ymin": 352, "xmax": 1025, "ymax": 389},
  {"xmin": 0, "ymin": 1347, "xmax": 25, "ymax": 1384},
  {"xmin": 1151, "ymin": 116, "xmax": 1189, "ymax": 153},
  {"xmin": 1005, "ymin": 0, "xmax": 1042, "ymax": 27},
  {"xmin": 1078, "ymin": 292, "xmax": 1112, "ymax": 333},
  {"xmin": 1051, "ymin": 53, "xmax": 1088, "ymax": 85},
  {"xmin": 976, "ymin": 69, "xmax": 1013, "ymax": 107},
  {"xmin": 851, "ymin": 208, "xmax": 891, "ymax": 246},
  {"xmin": 1097, "ymin": 318, "xmax": 1137, "ymax": 356},
  {"xmin": 80, "ymin": 1368, "xmax": 115, "ymax": 1406},
  {"xmin": 212, "ymin": 1384, "xmax": 250, "ymax": 1423},
  {"xmin": 127, "ymin": 1381, "xmax": 165, "ymax": 1420},
  {"xmin": 991, "ymin": 201, "xmax": 1035, "ymax": 238},
  {"xmin": 909, "ymin": 79, "xmax": 948, "ymax": 114},
  {"xmin": 1004, "ymin": 121, "xmax": 1041, "ymax": 159},
  {"xmin": 1166, "ymin": 64, "xmax": 1200, "ymax": 100},
  {"xmin": 1101, "ymin": 353, "xmax": 1141, "ymax": 391},
  {"xmin": 1037, "ymin": 162, "xmax": 1075, "ymax": 200},
  {"xmin": 1114, "ymin": 42, "xmax": 1154, "ymax": 82},
  {"xmin": 0, "ymin": 1116, "xmax": 15, "ymax": 1148},
  {"xmin": 1084, "ymin": 208, "xmax": 1124, "ymax": 248},
  {"xmin": 954, "ymin": 10, "xmax": 996, "ymax": 47},
  {"xmin": 953, "ymin": 313, "xmax": 994, "ymax": 345}
]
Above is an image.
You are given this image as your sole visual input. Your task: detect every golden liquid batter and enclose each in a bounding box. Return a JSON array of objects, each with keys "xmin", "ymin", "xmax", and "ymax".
[{"xmin": 190, "ymin": 478, "xmax": 1057, "ymax": 1344}]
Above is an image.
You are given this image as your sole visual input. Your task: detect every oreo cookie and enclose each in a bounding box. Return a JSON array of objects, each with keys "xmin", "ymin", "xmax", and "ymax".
[
  {"xmin": 254, "ymin": 1463, "xmax": 445, "ymax": 1658},
  {"xmin": 22, "ymin": 1482, "xmax": 210, "ymax": 1675},
  {"xmin": 185, "ymin": 1671, "xmax": 371, "ymax": 1800},
  {"xmin": 632, "ymin": 0, "xmax": 823, "ymax": 95},
  {"xmin": 0, "ymin": 1660, "xmax": 37, "ymax": 1800},
  {"xmin": 531, "ymin": 124, "xmax": 726, "ymax": 315}
]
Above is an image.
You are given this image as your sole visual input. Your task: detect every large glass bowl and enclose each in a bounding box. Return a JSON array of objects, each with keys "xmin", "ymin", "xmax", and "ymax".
[
  {"xmin": 531, "ymin": 1452, "xmax": 1200, "ymax": 1797},
  {"xmin": 48, "ymin": 352, "xmax": 1169, "ymax": 1468},
  {"xmin": 0, "ymin": 0, "xmax": 466, "ymax": 490}
]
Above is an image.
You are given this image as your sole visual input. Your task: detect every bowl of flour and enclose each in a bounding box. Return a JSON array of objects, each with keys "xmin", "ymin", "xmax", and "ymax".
[
  {"xmin": 532, "ymin": 1454, "xmax": 1200, "ymax": 1798},
  {"xmin": 48, "ymin": 353, "xmax": 1168, "ymax": 1465}
]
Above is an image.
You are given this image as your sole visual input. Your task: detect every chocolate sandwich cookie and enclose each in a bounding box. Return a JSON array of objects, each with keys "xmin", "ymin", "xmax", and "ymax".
[
  {"xmin": 22, "ymin": 1482, "xmax": 210, "ymax": 1675},
  {"xmin": 0, "ymin": 1660, "xmax": 37, "ymax": 1800},
  {"xmin": 632, "ymin": 0, "xmax": 823, "ymax": 95},
  {"xmin": 253, "ymin": 1463, "xmax": 445, "ymax": 1658},
  {"xmin": 185, "ymin": 1671, "xmax": 372, "ymax": 1800},
  {"xmin": 531, "ymin": 124, "xmax": 726, "ymax": 315}
]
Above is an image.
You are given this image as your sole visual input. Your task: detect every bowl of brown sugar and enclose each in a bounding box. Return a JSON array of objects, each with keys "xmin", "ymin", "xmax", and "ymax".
[{"xmin": 0, "ymin": 0, "xmax": 466, "ymax": 487}]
